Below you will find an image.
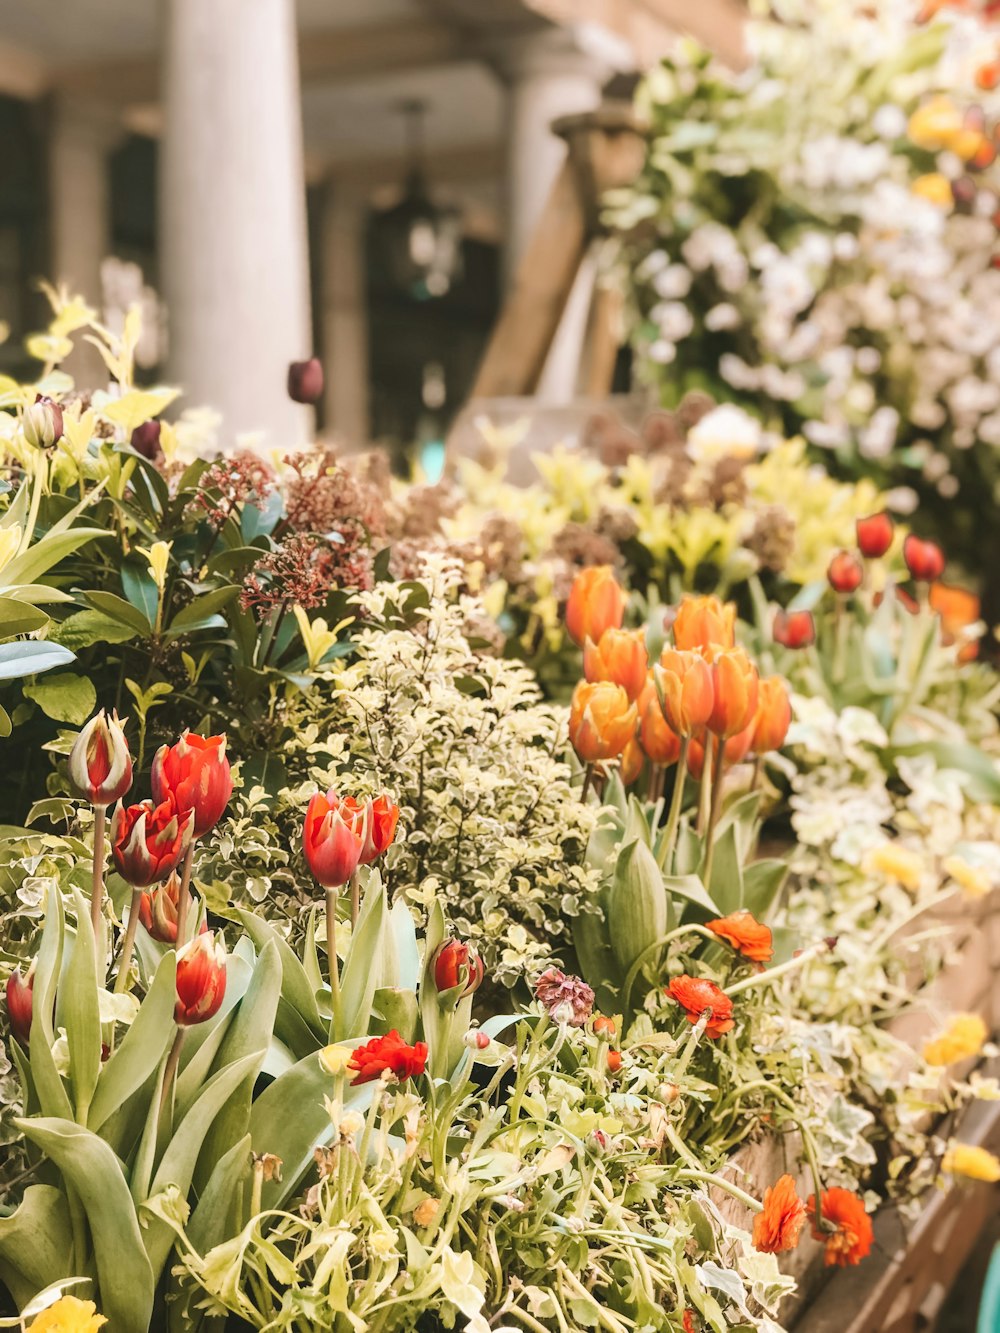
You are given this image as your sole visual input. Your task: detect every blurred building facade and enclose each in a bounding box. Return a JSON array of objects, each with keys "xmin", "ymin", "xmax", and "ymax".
[{"xmin": 0, "ymin": 0, "xmax": 745, "ymax": 455}]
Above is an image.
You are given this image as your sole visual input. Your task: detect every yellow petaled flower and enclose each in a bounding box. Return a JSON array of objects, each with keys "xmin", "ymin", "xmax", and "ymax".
[
  {"xmin": 319, "ymin": 1044, "xmax": 354, "ymax": 1076},
  {"xmin": 137, "ymin": 540, "xmax": 172, "ymax": 593},
  {"xmin": 29, "ymin": 1295, "xmax": 107, "ymax": 1331},
  {"xmin": 943, "ymin": 855, "xmax": 992, "ymax": 899},
  {"xmin": 924, "ymin": 1013, "xmax": 988, "ymax": 1067},
  {"xmin": 863, "ymin": 843, "xmax": 923, "ymax": 891},
  {"xmin": 907, "ymin": 94, "xmax": 963, "ymax": 151},
  {"xmin": 941, "ymin": 1142, "xmax": 1000, "ymax": 1183},
  {"xmin": 912, "ymin": 173, "xmax": 953, "ymax": 207},
  {"xmin": 293, "ymin": 606, "xmax": 352, "ymax": 672}
]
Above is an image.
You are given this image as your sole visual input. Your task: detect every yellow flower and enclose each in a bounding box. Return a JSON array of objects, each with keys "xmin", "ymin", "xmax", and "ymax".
[
  {"xmin": 293, "ymin": 606, "xmax": 352, "ymax": 672},
  {"xmin": 912, "ymin": 173, "xmax": 953, "ymax": 208},
  {"xmin": 863, "ymin": 842, "xmax": 923, "ymax": 891},
  {"xmin": 907, "ymin": 95, "xmax": 963, "ymax": 151},
  {"xmin": 319, "ymin": 1044, "xmax": 353, "ymax": 1075},
  {"xmin": 137, "ymin": 540, "xmax": 172, "ymax": 593},
  {"xmin": 924, "ymin": 1013, "xmax": 988, "ymax": 1067},
  {"xmin": 943, "ymin": 855, "xmax": 992, "ymax": 899},
  {"xmin": 941, "ymin": 1142, "xmax": 1000, "ymax": 1183},
  {"xmin": 29, "ymin": 1295, "xmax": 107, "ymax": 1332}
]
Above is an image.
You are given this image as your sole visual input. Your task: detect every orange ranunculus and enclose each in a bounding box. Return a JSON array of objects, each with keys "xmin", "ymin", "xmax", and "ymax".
[
  {"xmin": 565, "ymin": 566, "xmax": 625, "ymax": 648},
  {"xmin": 687, "ymin": 722, "xmax": 754, "ymax": 781},
  {"xmin": 672, "ymin": 594, "xmax": 736, "ymax": 655},
  {"xmin": 654, "ymin": 649, "xmax": 715, "ymax": 737},
  {"xmin": 638, "ymin": 679, "xmax": 682, "ymax": 766},
  {"xmin": 666, "ymin": 974, "xmax": 735, "ymax": 1039},
  {"xmin": 753, "ymin": 1174, "xmax": 807, "ymax": 1254},
  {"xmin": 583, "ymin": 626, "xmax": 648, "ymax": 701},
  {"xmin": 751, "ymin": 676, "xmax": 792, "ymax": 754},
  {"xmin": 569, "ymin": 681, "xmax": 637, "ymax": 763},
  {"xmin": 707, "ymin": 646, "xmax": 759, "ymax": 738},
  {"xmin": 930, "ymin": 582, "xmax": 982, "ymax": 662},
  {"xmin": 808, "ymin": 1188, "xmax": 874, "ymax": 1268},
  {"xmin": 619, "ymin": 735, "xmax": 645, "ymax": 785},
  {"xmin": 707, "ymin": 909, "xmax": 773, "ymax": 963}
]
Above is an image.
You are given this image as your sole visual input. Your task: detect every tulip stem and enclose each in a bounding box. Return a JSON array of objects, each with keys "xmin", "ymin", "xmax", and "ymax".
[
  {"xmin": 114, "ymin": 888, "xmax": 143, "ymax": 994},
  {"xmin": 581, "ymin": 763, "xmax": 596, "ymax": 803},
  {"xmin": 658, "ymin": 737, "xmax": 690, "ymax": 874},
  {"xmin": 750, "ymin": 754, "xmax": 764, "ymax": 792},
  {"xmin": 700, "ymin": 737, "xmax": 725, "ymax": 893},
  {"xmin": 349, "ymin": 871, "xmax": 360, "ymax": 929},
  {"xmin": 696, "ymin": 751, "xmax": 712, "ymax": 834},
  {"xmin": 326, "ymin": 887, "xmax": 343, "ymax": 1039},
  {"xmin": 159, "ymin": 1026, "xmax": 185, "ymax": 1122},
  {"xmin": 176, "ymin": 843, "xmax": 195, "ymax": 948},
  {"xmin": 90, "ymin": 804, "xmax": 107, "ymax": 949}
]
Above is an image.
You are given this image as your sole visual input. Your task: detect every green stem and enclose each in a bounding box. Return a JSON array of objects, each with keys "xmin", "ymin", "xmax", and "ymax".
[
  {"xmin": 677, "ymin": 1168, "xmax": 762, "ymax": 1214},
  {"xmin": 349, "ymin": 870, "xmax": 360, "ymax": 930},
  {"xmin": 621, "ymin": 922, "xmax": 719, "ymax": 1016},
  {"xmin": 326, "ymin": 886, "xmax": 343, "ymax": 1039},
  {"xmin": 114, "ymin": 888, "xmax": 143, "ymax": 994},
  {"xmin": 580, "ymin": 763, "xmax": 596, "ymax": 804},
  {"xmin": 158, "ymin": 1026, "xmax": 185, "ymax": 1123},
  {"xmin": 833, "ymin": 594, "xmax": 847, "ymax": 686},
  {"xmin": 723, "ymin": 939, "xmax": 828, "ymax": 997},
  {"xmin": 90, "ymin": 804, "xmax": 107, "ymax": 958},
  {"xmin": 700, "ymin": 736, "xmax": 725, "ymax": 892},
  {"xmin": 175, "ymin": 842, "xmax": 195, "ymax": 948},
  {"xmin": 657, "ymin": 736, "xmax": 690, "ymax": 874}
]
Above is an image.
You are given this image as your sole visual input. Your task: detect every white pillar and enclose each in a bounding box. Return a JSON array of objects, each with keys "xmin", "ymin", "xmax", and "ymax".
[
  {"xmin": 321, "ymin": 182, "xmax": 370, "ymax": 445},
  {"xmin": 160, "ymin": 0, "xmax": 312, "ymax": 452},
  {"xmin": 49, "ymin": 97, "xmax": 119, "ymax": 389}
]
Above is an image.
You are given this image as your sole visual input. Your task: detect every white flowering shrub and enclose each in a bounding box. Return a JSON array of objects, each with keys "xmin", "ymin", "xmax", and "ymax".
[{"xmin": 609, "ymin": 0, "xmax": 1000, "ymax": 571}]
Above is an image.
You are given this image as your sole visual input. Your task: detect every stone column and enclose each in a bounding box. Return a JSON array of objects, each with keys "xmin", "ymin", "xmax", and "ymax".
[
  {"xmin": 160, "ymin": 0, "xmax": 313, "ymax": 452},
  {"xmin": 48, "ymin": 96, "xmax": 120, "ymax": 389},
  {"xmin": 321, "ymin": 181, "xmax": 370, "ymax": 445}
]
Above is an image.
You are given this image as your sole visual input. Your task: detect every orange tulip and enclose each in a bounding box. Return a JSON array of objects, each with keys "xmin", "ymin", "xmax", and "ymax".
[
  {"xmin": 638, "ymin": 679, "xmax": 682, "ymax": 766},
  {"xmin": 706, "ymin": 646, "xmax": 759, "ymax": 738},
  {"xmin": 930, "ymin": 582, "xmax": 981, "ymax": 662},
  {"xmin": 654, "ymin": 648, "xmax": 714, "ymax": 736},
  {"xmin": 751, "ymin": 676, "xmax": 792, "ymax": 754},
  {"xmin": 688, "ymin": 721, "xmax": 754, "ymax": 781},
  {"xmin": 672, "ymin": 595, "xmax": 736, "ymax": 655},
  {"xmin": 569, "ymin": 681, "xmax": 637, "ymax": 763},
  {"xmin": 565, "ymin": 566, "xmax": 625, "ymax": 648},
  {"xmin": 583, "ymin": 627, "xmax": 648, "ymax": 701},
  {"xmin": 619, "ymin": 735, "xmax": 645, "ymax": 785}
]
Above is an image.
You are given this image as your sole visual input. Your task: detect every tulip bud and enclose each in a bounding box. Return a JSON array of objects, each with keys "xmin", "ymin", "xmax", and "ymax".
[
  {"xmin": 903, "ymin": 534, "xmax": 945, "ymax": 583},
  {"xmin": 827, "ymin": 550, "xmax": 863, "ymax": 595},
  {"xmin": 569, "ymin": 681, "xmax": 637, "ymax": 763},
  {"xmin": 303, "ymin": 790, "xmax": 365, "ymax": 887},
  {"xmin": 856, "ymin": 511, "xmax": 894, "ymax": 558},
  {"xmin": 5, "ymin": 964, "xmax": 33, "ymax": 1044},
  {"xmin": 68, "ymin": 710, "xmax": 133, "ymax": 807},
  {"xmin": 131, "ymin": 420, "xmax": 162, "ymax": 459},
  {"xmin": 565, "ymin": 566, "xmax": 625, "ymax": 648},
  {"xmin": 174, "ymin": 931, "xmax": 227, "ymax": 1026},
  {"xmin": 688, "ymin": 722, "xmax": 754, "ymax": 781},
  {"xmin": 618, "ymin": 735, "xmax": 645, "ymax": 786},
  {"xmin": 583, "ymin": 627, "xmax": 648, "ymax": 702},
  {"xmin": 433, "ymin": 939, "xmax": 485, "ymax": 998},
  {"xmin": 773, "ymin": 609, "xmax": 815, "ymax": 650},
  {"xmin": 638, "ymin": 679, "xmax": 681, "ymax": 766},
  {"xmin": 671, "ymin": 595, "xmax": 736, "ymax": 655},
  {"xmin": 358, "ymin": 794, "xmax": 400, "ymax": 866},
  {"xmin": 111, "ymin": 797, "xmax": 193, "ymax": 888},
  {"xmin": 706, "ymin": 646, "xmax": 759, "ymax": 739},
  {"xmin": 654, "ymin": 649, "xmax": 714, "ymax": 737},
  {"xmin": 22, "ymin": 395, "xmax": 63, "ymax": 449},
  {"xmin": 288, "ymin": 357, "xmax": 325, "ymax": 405},
  {"xmin": 138, "ymin": 873, "xmax": 206, "ymax": 944},
  {"xmin": 151, "ymin": 732, "xmax": 233, "ymax": 839},
  {"xmin": 465, "ymin": 1029, "xmax": 491, "ymax": 1051},
  {"xmin": 751, "ymin": 677, "xmax": 792, "ymax": 754}
]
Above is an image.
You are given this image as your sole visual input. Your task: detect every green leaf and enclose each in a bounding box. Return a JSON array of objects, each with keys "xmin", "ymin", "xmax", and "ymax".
[
  {"xmin": 15, "ymin": 1118, "xmax": 154, "ymax": 1331},
  {"xmin": 184, "ymin": 1132, "xmax": 252, "ymax": 1254},
  {"xmin": 89, "ymin": 953, "xmax": 176, "ymax": 1134},
  {"xmin": 608, "ymin": 838, "xmax": 668, "ymax": 974},
  {"xmin": 50, "ymin": 609, "xmax": 139, "ymax": 651},
  {"xmin": 742, "ymin": 859, "xmax": 789, "ymax": 919},
  {"xmin": 889, "ymin": 740, "xmax": 1000, "ymax": 805},
  {"xmin": 0, "ymin": 704, "xmax": 10, "ymax": 737},
  {"xmin": 0, "ymin": 596, "xmax": 49, "ymax": 638},
  {"xmin": 121, "ymin": 559, "xmax": 158, "ymax": 626},
  {"xmin": 0, "ymin": 1185, "xmax": 74, "ymax": 1311},
  {"xmin": 168, "ymin": 585, "xmax": 239, "ymax": 631},
  {"xmin": 0, "ymin": 527, "xmax": 107, "ymax": 587},
  {"xmin": 82, "ymin": 590, "xmax": 154, "ymax": 635},
  {"xmin": 704, "ymin": 823, "xmax": 742, "ymax": 914},
  {"xmin": 0, "ymin": 640, "xmax": 76, "ymax": 681},
  {"xmin": 23, "ymin": 671, "xmax": 96, "ymax": 725},
  {"xmin": 339, "ymin": 877, "xmax": 389, "ymax": 1041},
  {"xmin": 162, "ymin": 614, "xmax": 227, "ymax": 641},
  {"xmin": 60, "ymin": 890, "xmax": 102, "ymax": 1121},
  {"xmin": 235, "ymin": 909, "xmax": 325, "ymax": 1042},
  {"xmin": 29, "ymin": 889, "xmax": 73, "ymax": 1122},
  {"xmin": 663, "ymin": 873, "xmax": 719, "ymax": 918}
]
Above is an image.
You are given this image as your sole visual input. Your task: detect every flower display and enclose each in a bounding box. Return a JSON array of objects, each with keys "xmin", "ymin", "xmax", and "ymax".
[
  {"xmin": 666, "ymin": 976, "xmax": 735, "ymax": 1038},
  {"xmin": 565, "ymin": 566, "xmax": 625, "ymax": 648},
  {"xmin": 174, "ymin": 932, "xmax": 228, "ymax": 1027},
  {"xmin": 672, "ymin": 594, "xmax": 735, "ymax": 655},
  {"xmin": 151, "ymin": 732, "xmax": 232, "ymax": 838},
  {"xmin": 348, "ymin": 1030, "xmax": 429, "ymax": 1085},
  {"xmin": 583, "ymin": 627, "xmax": 648, "ymax": 701},
  {"xmin": 654, "ymin": 649, "xmax": 715, "ymax": 736},
  {"xmin": 568, "ymin": 680, "xmax": 638, "ymax": 762},
  {"xmin": 110, "ymin": 797, "xmax": 193, "ymax": 888},
  {"xmin": 303, "ymin": 790, "xmax": 365, "ymax": 887},
  {"xmin": 707, "ymin": 911, "xmax": 774, "ymax": 963},
  {"xmin": 752, "ymin": 1174, "xmax": 808, "ymax": 1255},
  {"xmin": 706, "ymin": 647, "xmax": 759, "ymax": 738},
  {"xmin": 808, "ymin": 1188, "xmax": 875, "ymax": 1267},
  {"xmin": 67, "ymin": 711, "xmax": 132, "ymax": 807}
]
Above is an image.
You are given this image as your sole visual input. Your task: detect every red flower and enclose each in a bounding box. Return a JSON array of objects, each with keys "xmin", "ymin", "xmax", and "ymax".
[
  {"xmin": 67, "ymin": 711, "xmax": 132, "ymax": 807},
  {"xmin": 773, "ymin": 608, "xmax": 815, "ymax": 649},
  {"xmin": 753, "ymin": 1173, "xmax": 807, "ymax": 1254},
  {"xmin": 683, "ymin": 1311, "xmax": 697, "ymax": 1333},
  {"xmin": 139, "ymin": 874, "xmax": 207, "ymax": 944},
  {"xmin": 359, "ymin": 794, "xmax": 400, "ymax": 866},
  {"xmin": 174, "ymin": 931, "xmax": 228, "ymax": 1027},
  {"xmin": 707, "ymin": 910, "xmax": 773, "ymax": 963},
  {"xmin": 348, "ymin": 1029, "xmax": 428, "ymax": 1085},
  {"xmin": 5, "ymin": 965, "xmax": 33, "ymax": 1045},
  {"xmin": 151, "ymin": 732, "xmax": 233, "ymax": 838},
  {"xmin": 856, "ymin": 511, "xmax": 894, "ymax": 558},
  {"xmin": 808, "ymin": 1188, "xmax": 874, "ymax": 1267},
  {"xmin": 827, "ymin": 550, "xmax": 863, "ymax": 595},
  {"xmin": 433, "ymin": 939, "xmax": 485, "ymax": 997},
  {"xmin": 606, "ymin": 1049, "xmax": 622, "ymax": 1074},
  {"xmin": 903, "ymin": 535, "xmax": 945, "ymax": 583},
  {"xmin": 667, "ymin": 975, "xmax": 735, "ymax": 1039},
  {"xmin": 303, "ymin": 790, "xmax": 365, "ymax": 887},
  {"xmin": 111, "ymin": 796, "xmax": 193, "ymax": 888}
]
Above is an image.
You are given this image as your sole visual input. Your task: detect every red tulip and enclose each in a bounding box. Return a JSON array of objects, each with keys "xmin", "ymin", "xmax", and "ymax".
[
  {"xmin": 903, "ymin": 535, "xmax": 945, "ymax": 583},
  {"xmin": 67, "ymin": 711, "xmax": 132, "ymax": 807},
  {"xmin": 111, "ymin": 797, "xmax": 193, "ymax": 888},
  {"xmin": 288, "ymin": 357, "xmax": 325, "ymax": 405},
  {"xmin": 303, "ymin": 790, "xmax": 365, "ymax": 887},
  {"xmin": 827, "ymin": 551, "xmax": 863, "ymax": 595},
  {"xmin": 773, "ymin": 609, "xmax": 815, "ymax": 649},
  {"xmin": 138, "ymin": 874, "xmax": 207, "ymax": 944},
  {"xmin": 5, "ymin": 965, "xmax": 33, "ymax": 1045},
  {"xmin": 151, "ymin": 732, "xmax": 233, "ymax": 838},
  {"xmin": 358, "ymin": 794, "xmax": 400, "ymax": 866},
  {"xmin": 175, "ymin": 931, "xmax": 227, "ymax": 1026},
  {"xmin": 433, "ymin": 939, "xmax": 485, "ymax": 997},
  {"xmin": 856, "ymin": 511, "xmax": 894, "ymax": 558}
]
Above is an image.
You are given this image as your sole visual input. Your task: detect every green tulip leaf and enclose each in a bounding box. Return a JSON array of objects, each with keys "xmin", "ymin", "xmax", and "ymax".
[
  {"xmin": 235, "ymin": 909, "xmax": 325, "ymax": 1042},
  {"xmin": 0, "ymin": 1185, "xmax": 75, "ymax": 1311},
  {"xmin": 60, "ymin": 891, "xmax": 102, "ymax": 1121},
  {"xmin": 89, "ymin": 952, "xmax": 177, "ymax": 1133},
  {"xmin": 339, "ymin": 876, "xmax": 389, "ymax": 1041}
]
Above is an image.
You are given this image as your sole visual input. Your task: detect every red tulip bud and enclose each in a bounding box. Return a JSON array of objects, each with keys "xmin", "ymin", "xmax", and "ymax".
[
  {"xmin": 138, "ymin": 873, "xmax": 206, "ymax": 944},
  {"xmin": 773, "ymin": 609, "xmax": 815, "ymax": 649},
  {"xmin": 5, "ymin": 964, "xmax": 33, "ymax": 1045},
  {"xmin": 856, "ymin": 511, "xmax": 894, "ymax": 558},
  {"xmin": 288, "ymin": 358, "xmax": 324, "ymax": 405},
  {"xmin": 358, "ymin": 794, "xmax": 400, "ymax": 866},
  {"xmin": 68, "ymin": 711, "xmax": 133, "ymax": 807},
  {"xmin": 151, "ymin": 732, "xmax": 232, "ymax": 838},
  {"xmin": 827, "ymin": 550, "xmax": 863, "ymax": 595},
  {"xmin": 433, "ymin": 939, "xmax": 485, "ymax": 998},
  {"xmin": 174, "ymin": 931, "xmax": 227, "ymax": 1026},
  {"xmin": 303, "ymin": 790, "xmax": 365, "ymax": 888},
  {"xmin": 111, "ymin": 796, "xmax": 193, "ymax": 888},
  {"xmin": 903, "ymin": 534, "xmax": 945, "ymax": 583}
]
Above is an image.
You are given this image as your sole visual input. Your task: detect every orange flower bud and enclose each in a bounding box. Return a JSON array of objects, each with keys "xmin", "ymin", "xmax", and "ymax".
[
  {"xmin": 638, "ymin": 679, "xmax": 681, "ymax": 766},
  {"xmin": 569, "ymin": 681, "xmax": 637, "ymax": 763},
  {"xmin": 751, "ymin": 676, "xmax": 792, "ymax": 754},
  {"xmin": 619, "ymin": 735, "xmax": 645, "ymax": 786},
  {"xmin": 583, "ymin": 627, "xmax": 647, "ymax": 701},
  {"xmin": 672, "ymin": 595, "xmax": 736, "ymax": 655},
  {"xmin": 654, "ymin": 649, "xmax": 714, "ymax": 737},
  {"xmin": 930, "ymin": 582, "xmax": 982, "ymax": 662},
  {"xmin": 606, "ymin": 1049, "xmax": 622, "ymax": 1074},
  {"xmin": 565, "ymin": 566, "xmax": 625, "ymax": 648},
  {"xmin": 706, "ymin": 647, "xmax": 759, "ymax": 738}
]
